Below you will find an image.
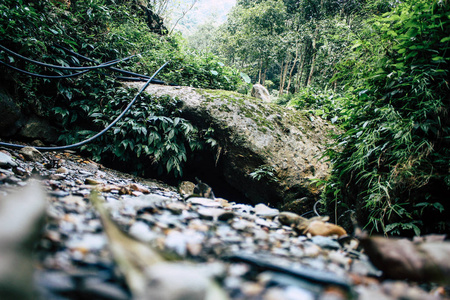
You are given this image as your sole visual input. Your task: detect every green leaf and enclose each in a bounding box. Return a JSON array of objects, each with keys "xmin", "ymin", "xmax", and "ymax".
[
  {"xmin": 433, "ymin": 202, "xmax": 444, "ymax": 213},
  {"xmin": 240, "ymin": 72, "xmax": 251, "ymax": 84},
  {"xmin": 432, "ymin": 56, "xmax": 444, "ymax": 62},
  {"xmin": 411, "ymin": 224, "xmax": 421, "ymax": 236}
]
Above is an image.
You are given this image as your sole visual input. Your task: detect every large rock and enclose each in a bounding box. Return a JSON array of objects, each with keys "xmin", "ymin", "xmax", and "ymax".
[
  {"xmin": 0, "ymin": 87, "xmax": 22, "ymax": 137},
  {"xmin": 251, "ymin": 84, "xmax": 271, "ymax": 102},
  {"xmin": 18, "ymin": 116, "xmax": 59, "ymax": 143},
  {"xmin": 126, "ymin": 83, "xmax": 335, "ymax": 210}
]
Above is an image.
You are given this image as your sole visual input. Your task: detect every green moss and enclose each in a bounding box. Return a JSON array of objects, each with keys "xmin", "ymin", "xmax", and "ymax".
[{"xmin": 199, "ymin": 89, "xmax": 289, "ymax": 134}]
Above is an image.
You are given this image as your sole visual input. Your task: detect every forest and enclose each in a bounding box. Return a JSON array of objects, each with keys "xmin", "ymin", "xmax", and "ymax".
[{"xmin": 0, "ymin": 0, "xmax": 449, "ymax": 236}]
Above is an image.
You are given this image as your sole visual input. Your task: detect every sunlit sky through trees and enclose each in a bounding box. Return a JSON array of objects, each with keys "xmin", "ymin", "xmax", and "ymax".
[{"xmin": 168, "ymin": 0, "xmax": 236, "ymax": 35}]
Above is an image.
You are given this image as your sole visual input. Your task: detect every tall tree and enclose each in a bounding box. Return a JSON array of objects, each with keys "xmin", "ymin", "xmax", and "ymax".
[{"xmin": 214, "ymin": 0, "xmax": 287, "ymax": 85}]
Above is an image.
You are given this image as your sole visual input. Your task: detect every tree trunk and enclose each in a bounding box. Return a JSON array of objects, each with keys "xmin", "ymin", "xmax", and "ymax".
[
  {"xmin": 262, "ymin": 69, "xmax": 266, "ymax": 86},
  {"xmin": 279, "ymin": 58, "xmax": 289, "ymax": 96},
  {"xmin": 286, "ymin": 47, "xmax": 299, "ymax": 94},
  {"xmin": 262, "ymin": 63, "xmax": 267, "ymax": 86},
  {"xmin": 307, "ymin": 53, "xmax": 316, "ymax": 86},
  {"xmin": 295, "ymin": 50, "xmax": 305, "ymax": 93},
  {"xmin": 279, "ymin": 61, "xmax": 285, "ymax": 96},
  {"xmin": 307, "ymin": 27, "xmax": 319, "ymax": 86},
  {"xmin": 258, "ymin": 58, "xmax": 263, "ymax": 84}
]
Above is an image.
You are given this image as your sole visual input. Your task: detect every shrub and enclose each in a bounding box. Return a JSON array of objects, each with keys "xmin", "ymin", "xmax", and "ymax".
[
  {"xmin": 55, "ymin": 78, "xmax": 216, "ymax": 177},
  {"xmin": 278, "ymin": 86, "xmax": 344, "ymax": 124}
]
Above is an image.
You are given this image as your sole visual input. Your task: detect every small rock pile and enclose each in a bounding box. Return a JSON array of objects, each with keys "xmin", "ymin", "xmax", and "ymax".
[{"xmin": 0, "ymin": 147, "xmax": 448, "ymax": 299}]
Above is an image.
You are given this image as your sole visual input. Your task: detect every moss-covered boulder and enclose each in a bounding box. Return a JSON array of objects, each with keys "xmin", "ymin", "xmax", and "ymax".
[{"xmin": 127, "ymin": 83, "xmax": 335, "ymax": 211}]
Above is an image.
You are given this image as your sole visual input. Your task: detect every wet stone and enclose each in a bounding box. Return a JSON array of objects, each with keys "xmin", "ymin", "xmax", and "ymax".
[
  {"xmin": 310, "ymin": 236, "xmax": 342, "ymax": 250},
  {"xmin": 78, "ymin": 170, "xmax": 94, "ymax": 177},
  {"xmin": 218, "ymin": 211, "xmax": 235, "ymax": 222},
  {"xmin": 197, "ymin": 207, "xmax": 227, "ymax": 220},
  {"xmin": 166, "ymin": 202, "xmax": 187, "ymax": 215},
  {"xmin": 49, "ymin": 173, "xmax": 66, "ymax": 180},
  {"xmin": 19, "ymin": 146, "xmax": 44, "ymax": 162},
  {"xmin": 85, "ymin": 177, "xmax": 103, "ymax": 185},
  {"xmin": 13, "ymin": 166, "xmax": 28, "ymax": 176},
  {"xmin": 187, "ymin": 197, "xmax": 223, "ymax": 207},
  {"xmin": 129, "ymin": 221, "xmax": 158, "ymax": 242},
  {"xmin": 0, "ymin": 151, "xmax": 17, "ymax": 168},
  {"xmin": 254, "ymin": 203, "xmax": 279, "ymax": 218},
  {"xmin": 5, "ymin": 175, "xmax": 22, "ymax": 184},
  {"xmin": 49, "ymin": 190, "xmax": 70, "ymax": 198}
]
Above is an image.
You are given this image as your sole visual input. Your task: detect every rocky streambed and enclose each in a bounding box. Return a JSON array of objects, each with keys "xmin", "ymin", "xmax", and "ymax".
[{"xmin": 0, "ymin": 147, "xmax": 449, "ymax": 300}]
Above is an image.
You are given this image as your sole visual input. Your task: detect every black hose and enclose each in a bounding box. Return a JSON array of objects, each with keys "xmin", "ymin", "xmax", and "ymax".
[
  {"xmin": 0, "ymin": 61, "xmax": 169, "ymax": 151},
  {"xmin": 54, "ymin": 45, "xmax": 169, "ymax": 85},
  {"xmin": 53, "ymin": 45, "xmax": 177, "ymax": 86},
  {"xmin": 313, "ymin": 200, "xmax": 321, "ymax": 216},
  {"xmin": 54, "ymin": 44, "xmax": 151, "ymax": 79},
  {"xmin": 112, "ymin": 75, "xmax": 148, "ymax": 82},
  {"xmin": 0, "ymin": 59, "xmax": 90, "ymax": 78},
  {"xmin": 110, "ymin": 75, "xmax": 166, "ymax": 84},
  {"xmin": 0, "ymin": 44, "xmax": 137, "ymax": 70},
  {"xmin": 0, "ymin": 53, "xmax": 148, "ymax": 79}
]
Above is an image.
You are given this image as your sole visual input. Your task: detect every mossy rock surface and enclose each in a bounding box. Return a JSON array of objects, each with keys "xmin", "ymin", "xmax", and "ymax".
[{"xmin": 126, "ymin": 83, "xmax": 335, "ymax": 211}]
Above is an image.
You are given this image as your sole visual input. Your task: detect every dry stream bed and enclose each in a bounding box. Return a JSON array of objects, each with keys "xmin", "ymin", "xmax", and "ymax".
[{"xmin": 0, "ymin": 147, "xmax": 448, "ymax": 299}]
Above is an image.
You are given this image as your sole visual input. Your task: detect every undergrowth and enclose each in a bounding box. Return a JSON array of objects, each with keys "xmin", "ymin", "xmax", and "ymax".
[
  {"xmin": 282, "ymin": 0, "xmax": 450, "ymax": 236},
  {"xmin": 0, "ymin": 0, "xmax": 243, "ymax": 178},
  {"xmin": 322, "ymin": 0, "xmax": 450, "ymax": 236},
  {"xmin": 55, "ymin": 79, "xmax": 216, "ymax": 177}
]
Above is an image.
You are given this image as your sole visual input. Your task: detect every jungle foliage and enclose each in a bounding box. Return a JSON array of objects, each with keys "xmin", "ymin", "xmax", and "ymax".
[
  {"xmin": 322, "ymin": 0, "xmax": 450, "ymax": 236},
  {"xmin": 204, "ymin": 0, "xmax": 450, "ymax": 235},
  {"xmin": 0, "ymin": 0, "xmax": 241, "ymax": 177},
  {"xmin": 208, "ymin": 0, "xmax": 393, "ymax": 95}
]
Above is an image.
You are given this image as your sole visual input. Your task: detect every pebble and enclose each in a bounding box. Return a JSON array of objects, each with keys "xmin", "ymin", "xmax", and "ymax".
[
  {"xmin": 56, "ymin": 167, "xmax": 69, "ymax": 174},
  {"xmin": 13, "ymin": 166, "xmax": 28, "ymax": 176},
  {"xmin": 19, "ymin": 146, "xmax": 44, "ymax": 162},
  {"xmin": 197, "ymin": 207, "xmax": 227, "ymax": 220},
  {"xmin": 310, "ymin": 236, "xmax": 342, "ymax": 250},
  {"xmin": 0, "ymin": 151, "xmax": 17, "ymax": 168},
  {"xmin": 187, "ymin": 197, "xmax": 223, "ymax": 207},
  {"xmin": 49, "ymin": 190, "xmax": 70, "ymax": 197},
  {"xmin": 166, "ymin": 202, "xmax": 187, "ymax": 215},
  {"xmin": 66, "ymin": 233, "xmax": 107, "ymax": 252},
  {"xmin": 129, "ymin": 221, "xmax": 158, "ymax": 242},
  {"xmin": 85, "ymin": 177, "xmax": 103, "ymax": 185},
  {"xmin": 49, "ymin": 173, "xmax": 66, "ymax": 180},
  {"xmin": 254, "ymin": 203, "xmax": 279, "ymax": 218}
]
